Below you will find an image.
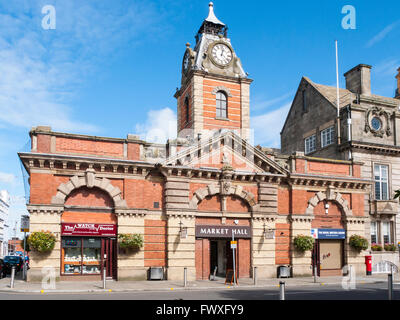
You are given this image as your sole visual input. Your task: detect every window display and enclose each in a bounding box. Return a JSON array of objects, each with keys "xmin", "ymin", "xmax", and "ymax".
[
  {"xmin": 82, "ymin": 239, "xmax": 101, "ymax": 274},
  {"xmin": 62, "ymin": 237, "xmax": 101, "ymax": 275}
]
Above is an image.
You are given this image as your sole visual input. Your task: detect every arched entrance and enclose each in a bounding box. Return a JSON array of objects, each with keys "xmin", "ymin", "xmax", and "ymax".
[
  {"xmin": 55, "ymin": 171, "xmax": 122, "ymax": 280},
  {"xmin": 308, "ymin": 191, "xmax": 349, "ymax": 277},
  {"xmin": 193, "ymin": 188, "xmax": 253, "ymax": 281}
]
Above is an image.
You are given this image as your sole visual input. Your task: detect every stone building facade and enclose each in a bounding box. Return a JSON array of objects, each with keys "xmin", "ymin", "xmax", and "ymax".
[
  {"xmin": 19, "ymin": 3, "xmax": 372, "ymax": 282},
  {"xmin": 281, "ymin": 63, "xmax": 400, "ymax": 271}
]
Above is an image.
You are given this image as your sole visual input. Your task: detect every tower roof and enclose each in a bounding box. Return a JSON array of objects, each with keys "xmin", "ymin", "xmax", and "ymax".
[
  {"xmin": 196, "ymin": 2, "xmax": 228, "ymax": 40},
  {"xmin": 205, "ymin": 2, "xmax": 225, "ymax": 26}
]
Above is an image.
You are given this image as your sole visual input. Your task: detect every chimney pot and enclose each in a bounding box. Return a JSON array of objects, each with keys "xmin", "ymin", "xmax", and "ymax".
[{"xmin": 344, "ymin": 64, "xmax": 372, "ymax": 96}]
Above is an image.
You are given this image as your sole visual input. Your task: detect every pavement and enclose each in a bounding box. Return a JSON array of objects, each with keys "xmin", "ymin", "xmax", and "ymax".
[{"xmin": 0, "ymin": 272, "xmax": 395, "ymax": 294}]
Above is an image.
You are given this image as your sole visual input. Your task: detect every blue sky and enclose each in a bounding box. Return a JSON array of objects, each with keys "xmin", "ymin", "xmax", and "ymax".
[{"xmin": 0, "ymin": 0, "xmax": 399, "ymax": 237}]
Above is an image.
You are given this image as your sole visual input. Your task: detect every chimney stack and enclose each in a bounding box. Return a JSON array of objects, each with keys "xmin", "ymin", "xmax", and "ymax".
[
  {"xmin": 395, "ymin": 67, "xmax": 400, "ymax": 99},
  {"xmin": 344, "ymin": 64, "xmax": 372, "ymax": 96}
]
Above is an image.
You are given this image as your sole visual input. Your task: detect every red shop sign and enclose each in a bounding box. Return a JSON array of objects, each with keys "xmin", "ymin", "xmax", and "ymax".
[{"xmin": 61, "ymin": 223, "xmax": 117, "ymax": 237}]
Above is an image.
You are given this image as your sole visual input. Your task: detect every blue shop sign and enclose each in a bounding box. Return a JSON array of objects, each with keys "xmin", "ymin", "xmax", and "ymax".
[{"xmin": 311, "ymin": 228, "xmax": 346, "ymax": 239}]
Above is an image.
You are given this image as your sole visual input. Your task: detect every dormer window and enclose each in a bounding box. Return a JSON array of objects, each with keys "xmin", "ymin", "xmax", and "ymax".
[{"xmin": 216, "ymin": 91, "xmax": 227, "ymax": 118}]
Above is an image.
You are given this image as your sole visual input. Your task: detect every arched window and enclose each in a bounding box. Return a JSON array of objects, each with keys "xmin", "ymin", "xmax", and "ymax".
[
  {"xmin": 216, "ymin": 91, "xmax": 227, "ymax": 118},
  {"xmin": 184, "ymin": 97, "xmax": 190, "ymax": 124}
]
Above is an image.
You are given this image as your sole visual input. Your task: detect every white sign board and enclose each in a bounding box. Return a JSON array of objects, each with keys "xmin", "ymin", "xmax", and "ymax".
[{"xmin": 21, "ymin": 215, "xmax": 30, "ymax": 232}]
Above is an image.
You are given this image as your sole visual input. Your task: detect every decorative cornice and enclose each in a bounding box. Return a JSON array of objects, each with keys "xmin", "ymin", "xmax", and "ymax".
[
  {"xmin": 289, "ymin": 215, "xmax": 314, "ymax": 223},
  {"xmin": 27, "ymin": 204, "xmax": 63, "ymax": 215}
]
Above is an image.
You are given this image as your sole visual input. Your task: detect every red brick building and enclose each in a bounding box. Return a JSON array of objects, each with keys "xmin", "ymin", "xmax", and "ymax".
[{"xmin": 19, "ymin": 3, "xmax": 371, "ymax": 282}]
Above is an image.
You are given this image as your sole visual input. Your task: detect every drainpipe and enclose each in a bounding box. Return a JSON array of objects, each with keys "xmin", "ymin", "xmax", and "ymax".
[{"xmin": 347, "ymin": 105, "xmax": 352, "ymax": 160}]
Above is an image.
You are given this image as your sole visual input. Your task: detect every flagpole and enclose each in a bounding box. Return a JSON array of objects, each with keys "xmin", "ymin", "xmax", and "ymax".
[{"xmin": 335, "ymin": 40, "xmax": 341, "ymax": 145}]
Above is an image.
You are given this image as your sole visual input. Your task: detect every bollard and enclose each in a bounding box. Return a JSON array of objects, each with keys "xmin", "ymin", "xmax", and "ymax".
[
  {"xmin": 388, "ymin": 273, "xmax": 393, "ymax": 300},
  {"xmin": 253, "ymin": 266, "xmax": 257, "ymax": 286},
  {"xmin": 184, "ymin": 267, "xmax": 187, "ymax": 287},
  {"xmin": 103, "ymin": 266, "xmax": 106, "ymax": 290},
  {"xmin": 349, "ymin": 265, "xmax": 353, "ymax": 284},
  {"xmin": 10, "ymin": 266, "xmax": 15, "ymax": 289},
  {"xmin": 314, "ymin": 265, "xmax": 318, "ymax": 283},
  {"xmin": 279, "ymin": 281, "xmax": 285, "ymax": 300}
]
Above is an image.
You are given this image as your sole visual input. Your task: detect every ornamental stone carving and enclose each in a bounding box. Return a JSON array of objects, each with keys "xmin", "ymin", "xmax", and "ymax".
[
  {"xmin": 190, "ymin": 183, "xmax": 258, "ymax": 211},
  {"xmin": 51, "ymin": 169, "xmax": 128, "ymax": 208},
  {"xmin": 305, "ymin": 188, "xmax": 352, "ymax": 216},
  {"xmin": 364, "ymin": 106, "xmax": 391, "ymax": 137}
]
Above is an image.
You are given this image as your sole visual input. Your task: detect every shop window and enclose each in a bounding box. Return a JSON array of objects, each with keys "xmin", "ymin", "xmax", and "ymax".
[
  {"xmin": 62, "ymin": 238, "xmax": 82, "ymax": 275},
  {"xmin": 62, "ymin": 237, "xmax": 101, "ymax": 275},
  {"xmin": 83, "ymin": 238, "xmax": 101, "ymax": 275}
]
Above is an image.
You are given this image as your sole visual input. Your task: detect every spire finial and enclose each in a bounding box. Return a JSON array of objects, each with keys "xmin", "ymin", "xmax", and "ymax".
[{"xmin": 205, "ymin": 2, "xmax": 225, "ymax": 26}]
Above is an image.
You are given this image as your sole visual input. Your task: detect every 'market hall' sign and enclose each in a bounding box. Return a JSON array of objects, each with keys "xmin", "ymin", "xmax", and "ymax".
[{"xmin": 195, "ymin": 225, "xmax": 251, "ymax": 239}]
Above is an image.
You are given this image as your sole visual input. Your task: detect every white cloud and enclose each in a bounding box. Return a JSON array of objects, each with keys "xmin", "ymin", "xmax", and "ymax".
[
  {"xmin": 374, "ymin": 58, "xmax": 400, "ymax": 78},
  {"xmin": 0, "ymin": 1, "xmax": 161, "ymax": 133},
  {"xmin": 251, "ymin": 102, "xmax": 292, "ymax": 148},
  {"xmin": 0, "ymin": 172, "xmax": 16, "ymax": 185},
  {"xmin": 134, "ymin": 108, "xmax": 177, "ymax": 144},
  {"xmin": 252, "ymin": 92, "xmax": 293, "ymax": 112},
  {"xmin": 366, "ymin": 21, "xmax": 400, "ymax": 48}
]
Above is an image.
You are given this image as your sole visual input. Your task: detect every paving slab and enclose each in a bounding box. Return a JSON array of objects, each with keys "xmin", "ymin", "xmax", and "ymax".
[{"xmin": 0, "ymin": 273, "xmax": 393, "ymax": 294}]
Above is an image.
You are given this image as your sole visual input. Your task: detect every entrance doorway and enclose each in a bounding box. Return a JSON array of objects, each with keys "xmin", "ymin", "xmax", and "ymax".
[
  {"xmin": 101, "ymin": 238, "xmax": 117, "ymax": 280},
  {"xmin": 210, "ymin": 240, "xmax": 234, "ymax": 278},
  {"xmin": 312, "ymin": 239, "xmax": 344, "ymax": 276}
]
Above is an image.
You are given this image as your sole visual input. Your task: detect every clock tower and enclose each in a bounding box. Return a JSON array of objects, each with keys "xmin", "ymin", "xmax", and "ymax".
[{"xmin": 175, "ymin": 2, "xmax": 252, "ymax": 142}]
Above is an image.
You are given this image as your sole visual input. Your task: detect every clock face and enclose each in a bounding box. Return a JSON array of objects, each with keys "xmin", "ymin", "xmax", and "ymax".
[{"xmin": 211, "ymin": 43, "xmax": 233, "ymax": 66}]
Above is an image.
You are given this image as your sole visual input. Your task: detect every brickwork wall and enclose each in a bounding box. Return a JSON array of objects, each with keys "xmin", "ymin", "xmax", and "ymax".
[
  {"xmin": 202, "ymin": 79, "xmax": 242, "ymax": 132},
  {"xmin": 311, "ymin": 201, "xmax": 344, "ymax": 229},
  {"xmin": 144, "ymin": 219, "xmax": 167, "ymax": 267},
  {"xmin": 56, "ymin": 137, "xmax": 124, "ymax": 158},
  {"xmin": 275, "ymin": 223, "xmax": 291, "ymax": 265},
  {"xmin": 30, "ymin": 173, "xmax": 69, "ymax": 204},
  {"xmin": 124, "ymin": 178, "xmax": 163, "ymax": 210},
  {"xmin": 65, "ymin": 187, "xmax": 114, "ymax": 207}
]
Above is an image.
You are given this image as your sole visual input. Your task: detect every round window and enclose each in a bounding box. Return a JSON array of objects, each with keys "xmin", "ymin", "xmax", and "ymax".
[{"xmin": 371, "ymin": 117, "xmax": 382, "ymax": 131}]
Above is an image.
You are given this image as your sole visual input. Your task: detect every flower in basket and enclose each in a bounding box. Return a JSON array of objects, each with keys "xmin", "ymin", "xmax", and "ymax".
[
  {"xmin": 384, "ymin": 243, "xmax": 397, "ymax": 251},
  {"xmin": 293, "ymin": 235, "xmax": 314, "ymax": 252},
  {"xmin": 371, "ymin": 243, "xmax": 383, "ymax": 251},
  {"xmin": 118, "ymin": 234, "xmax": 144, "ymax": 250},
  {"xmin": 349, "ymin": 234, "xmax": 369, "ymax": 252},
  {"xmin": 27, "ymin": 231, "xmax": 56, "ymax": 253}
]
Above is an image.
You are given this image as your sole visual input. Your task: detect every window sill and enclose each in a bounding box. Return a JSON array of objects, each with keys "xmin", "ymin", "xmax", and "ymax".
[{"xmin": 215, "ymin": 117, "xmax": 230, "ymax": 121}]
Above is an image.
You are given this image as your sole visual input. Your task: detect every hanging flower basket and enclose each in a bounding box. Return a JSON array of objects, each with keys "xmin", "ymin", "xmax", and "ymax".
[
  {"xmin": 27, "ymin": 231, "xmax": 56, "ymax": 253},
  {"xmin": 293, "ymin": 235, "xmax": 315, "ymax": 252},
  {"xmin": 118, "ymin": 234, "xmax": 144, "ymax": 250},
  {"xmin": 349, "ymin": 235, "xmax": 368, "ymax": 252}
]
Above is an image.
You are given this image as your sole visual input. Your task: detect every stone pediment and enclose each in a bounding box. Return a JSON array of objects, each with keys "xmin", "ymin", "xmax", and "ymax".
[
  {"xmin": 163, "ymin": 131, "xmax": 287, "ymax": 176},
  {"xmin": 371, "ymin": 200, "xmax": 398, "ymax": 216}
]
